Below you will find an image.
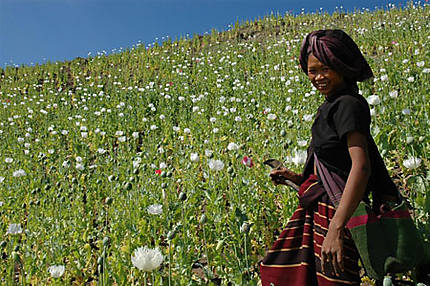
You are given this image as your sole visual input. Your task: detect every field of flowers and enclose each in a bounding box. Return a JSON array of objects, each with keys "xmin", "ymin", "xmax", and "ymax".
[{"xmin": 0, "ymin": 2, "xmax": 429, "ymax": 285}]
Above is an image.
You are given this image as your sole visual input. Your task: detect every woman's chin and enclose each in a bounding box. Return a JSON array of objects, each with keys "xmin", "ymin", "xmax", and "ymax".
[{"xmin": 318, "ymin": 88, "xmax": 330, "ymax": 95}]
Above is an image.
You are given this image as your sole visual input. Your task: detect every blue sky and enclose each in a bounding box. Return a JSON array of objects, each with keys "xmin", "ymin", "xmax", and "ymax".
[{"xmin": 0, "ymin": 0, "xmax": 413, "ymax": 67}]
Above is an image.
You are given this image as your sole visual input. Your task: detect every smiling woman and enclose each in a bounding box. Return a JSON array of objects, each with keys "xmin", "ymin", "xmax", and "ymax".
[
  {"xmin": 260, "ymin": 29, "xmax": 409, "ymax": 286},
  {"xmin": 307, "ymin": 54, "xmax": 345, "ymax": 96}
]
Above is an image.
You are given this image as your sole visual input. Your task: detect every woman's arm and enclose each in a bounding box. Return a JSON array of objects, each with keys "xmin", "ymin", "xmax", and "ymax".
[
  {"xmin": 270, "ymin": 168, "xmax": 304, "ymax": 186},
  {"xmin": 321, "ymin": 131, "xmax": 371, "ymax": 276}
]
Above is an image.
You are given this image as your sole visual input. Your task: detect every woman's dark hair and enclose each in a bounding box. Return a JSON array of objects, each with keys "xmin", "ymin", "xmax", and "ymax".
[{"xmin": 299, "ymin": 29, "xmax": 373, "ymax": 83}]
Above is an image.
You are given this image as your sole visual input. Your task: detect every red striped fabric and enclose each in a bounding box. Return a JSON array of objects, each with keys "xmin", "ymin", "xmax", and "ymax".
[
  {"xmin": 346, "ymin": 214, "xmax": 379, "ymax": 229},
  {"xmin": 260, "ymin": 176, "xmax": 361, "ymax": 286},
  {"xmin": 346, "ymin": 208, "xmax": 411, "ymax": 229},
  {"xmin": 380, "ymin": 209, "xmax": 411, "ymax": 219}
]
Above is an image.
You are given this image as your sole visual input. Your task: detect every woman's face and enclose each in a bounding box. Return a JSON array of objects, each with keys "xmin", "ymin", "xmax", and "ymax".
[{"xmin": 307, "ymin": 54, "xmax": 345, "ymax": 96}]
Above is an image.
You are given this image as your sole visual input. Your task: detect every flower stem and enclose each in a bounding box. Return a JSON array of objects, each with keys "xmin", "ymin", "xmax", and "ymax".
[
  {"xmin": 244, "ymin": 233, "xmax": 249, "ymax": 273},
  {"xmin": 151, "ymin": 271, "xmax": 155, "ymax": 286},
  {"xmin": 10, "ymin": 237, "xmax": 15, "ymax": 283},
  {"xmin": 203, "ymin": 227, "xmax": 211, "ymax": 272},
  {"xmin": 168, "ymin": 240, "xmax": 172, "ymax": 286}
]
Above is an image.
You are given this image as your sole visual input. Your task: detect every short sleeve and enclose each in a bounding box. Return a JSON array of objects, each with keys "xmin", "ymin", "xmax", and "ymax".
[{"xmin": 331, "ymin": 96, "xmax": 370, "ymax": 140}]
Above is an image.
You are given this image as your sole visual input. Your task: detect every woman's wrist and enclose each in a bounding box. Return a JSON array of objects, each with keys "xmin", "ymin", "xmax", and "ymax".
[
  {"xmin": 285, "ymin": 172, "xmax": 303, "ymax": 185},
  {"xmin": 295, "ymin": 174, "xmax": 304, "ymax": 185},
  {"xmin": 329, "ymin": 218, "xmax": 345, "ymax": 233}
]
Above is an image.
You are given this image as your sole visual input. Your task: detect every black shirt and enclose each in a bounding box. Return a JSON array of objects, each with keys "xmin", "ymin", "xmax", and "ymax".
[{"xmin": 302, "ymin": 88, "xmax": 399, "ymax": 200}]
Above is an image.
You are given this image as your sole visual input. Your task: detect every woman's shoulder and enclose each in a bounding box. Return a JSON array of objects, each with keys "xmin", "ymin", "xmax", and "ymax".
[
  {"xmin": 333, "ymin": 93, "xmax": 368, "ymax": 106},
  {"xmin": 328, "ymin": 93, "xmax": 371, "ymax": 135},
  {"xmin": 330, "ymin": 93, "xmax": 370, "ymax": 114}
]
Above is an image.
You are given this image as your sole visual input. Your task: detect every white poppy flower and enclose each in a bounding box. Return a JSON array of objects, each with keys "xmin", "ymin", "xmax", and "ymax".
[
  {"xmin": 7, "ymin": 223, "xmax": 22, "ymax": 235},
  {"xmin": 389, "ymin": 90, "xmax": 398, "ymax": 98},
  {"xmin": 402, "ymin": 109, "xmax": 411, "ymax": 115},
  {"xmin": 48, "ymin": 265, "xmax": 65, "ymax": 278},
  {"xmin": 13, "ymin": 169, "xmax": 26, "ymax": 177},
  {"xmin": 291, "ymin": 150, "xmax": 307, "ymax": 166},
  {"xmin": 380, "ymin": 75, "xmax": 388, "ymax": 81},
  {"xmin": 267, "ymin": 113, "xmax": 277, "ymax": 120},
  {"xmin": 367, "ymin": 95, "xmax": 381, "ymax": 105},
  {"xmin": 303, "ymin": 114, "xmax": 313, "ymax": 122},
  {"xmin": 208, "ymin": 159, "xmax": 224, "ymax": 171},
  {"xmin": 403, "ymin": 156, "xmax": 421, "ymax": 169},
  {"xmin": 205, "ymin": 149, "xmax": 213, "ymax": 157},
  {"xmin": 190, "ymin": 153, "xmax": 200, "ymax": 162},
  {"xmin": 147, "ymin": 204, "xmax": 163, "ymax": 215},
  {"xmin": 131, "ymin": 247, "xmax": 164, "ymax": 272},
  {"xmin": 227, "ymin": 142, "xmax": 239, "ymax": 151},
  {"xmin": 97, "ymin": 148, "xmax": 106, "ymax": 154},
  {"xmin": 416, "ymin": 61, "xmax": 425, "ymax": 67}
]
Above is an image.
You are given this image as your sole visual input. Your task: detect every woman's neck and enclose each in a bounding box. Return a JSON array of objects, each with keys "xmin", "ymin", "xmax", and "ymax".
[{"xmin": 325, "ymin": 82, "xmax": 358, "ymax": 101}]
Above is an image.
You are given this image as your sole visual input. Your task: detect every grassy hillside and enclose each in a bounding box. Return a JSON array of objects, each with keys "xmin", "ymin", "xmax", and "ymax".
[{"xmin": 0, "ymin": 2, "xmax": 429, "ymax": 285}]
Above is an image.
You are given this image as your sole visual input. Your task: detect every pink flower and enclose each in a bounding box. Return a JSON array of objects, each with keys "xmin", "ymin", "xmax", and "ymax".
[{"xmin": 242, "ymin": 156, "xmax": 254, "ymax": 168}]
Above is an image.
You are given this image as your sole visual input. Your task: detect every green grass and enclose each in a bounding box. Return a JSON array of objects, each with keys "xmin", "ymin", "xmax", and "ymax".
[{"xmin": 0, "ymin": 2, "xmax": 429, "ymax": 285}]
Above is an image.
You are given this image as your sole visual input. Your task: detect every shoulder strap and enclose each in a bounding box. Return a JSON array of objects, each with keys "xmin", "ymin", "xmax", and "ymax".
[{"xmin": 314, "ymin": 153, "xmax": 345, "ymax": 208}]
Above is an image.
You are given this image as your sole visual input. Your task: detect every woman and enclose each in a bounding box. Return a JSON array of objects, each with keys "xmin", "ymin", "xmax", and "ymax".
[{"xmin": 260, "ymin": 30, "xmax": 400, "ymax": 285}]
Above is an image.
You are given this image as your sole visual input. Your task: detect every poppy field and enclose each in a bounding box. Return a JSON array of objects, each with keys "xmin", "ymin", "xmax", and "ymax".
[{"xmin": 0, "ymin": 2, "xmax": 429, "ymax": 285}]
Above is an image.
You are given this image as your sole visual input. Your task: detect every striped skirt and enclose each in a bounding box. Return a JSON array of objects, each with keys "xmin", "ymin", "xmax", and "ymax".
[{"xmin": 260, "ymin": 175, "xmax": 361, "ymax": 286}]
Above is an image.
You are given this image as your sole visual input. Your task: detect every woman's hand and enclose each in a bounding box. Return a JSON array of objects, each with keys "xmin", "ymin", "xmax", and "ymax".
[
  {"xmin": 321, "ymin": 222, "xmax": 344, "ymax": 276},
  {"xmin": 269, "ymin": 167, "xmax": 302, "ymax": 186}
]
